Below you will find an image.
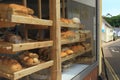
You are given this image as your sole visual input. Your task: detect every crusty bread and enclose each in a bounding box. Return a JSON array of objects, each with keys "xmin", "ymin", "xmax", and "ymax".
[
  {"xmin": 38, "ymin": 48, "xmax": 51, "ymax": 61},
  {"xmin": 0, "ymin": 56, "xmax": 22, "ymax": 74},
  {"xmin": 19, "ymin": 52, "xmax": 40, "ymax": 66},
  {"xmin": 65, "ymin": 49, "xmax": 74, "ymax": 55},
  {"xmin": 61, "ymin": 52, "xmax": 67, "ymax": 58},
  {"xmin": 61, "ymin": 31, "xmax": 75, "ymax": 40},
  {"xmin": 4, "ymin": 33, "xmax": 22, "ymax": 43},
  {"xmin": 60, "ymin": 18, "xmax": 73, "ymax": 24},
  {"xmin": 71, "ymin": 46, "xmax": 78, "ymax": 53},
  {"xmin": 0, "ymin": 3, "xmax": 34, "ymax": 19},
  {"xmin": 71, "ymin": 45, "xmax": 85, "ymax": 53},
  {"xmin": 9, "ymin": 4, "xmax": 34, "ymax": 15}
]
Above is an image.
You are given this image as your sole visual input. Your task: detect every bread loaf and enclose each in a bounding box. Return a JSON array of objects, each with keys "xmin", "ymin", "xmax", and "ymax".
[
  {"xmin": 0, "ymin": 56, "xmax": 22, "ymax": 74},
  {"xmin": 71, "ymin": 45, "xmax": 85, "ymax": 53},
  {"xmin": 61, "ymin": 52, "xmax": 67, "ymax": 58},
  {"xmin": 4, "ymin": 33, "xmax": 22, "ymax": 43},
  {"xmin": 0, "ymin": 3, "xmax": 34, "ymax": 19},
  {"xmin": 9, "ymin": 4, "xmax": 34, "ymax": 15},
  {"xmin": 65, "ymin": 49, "xmax": 74, "ymax": 55},
  {"xmin": 71, "ymin": 46, "xmax": 78, "ymax": 53},
  {"xmin": 19, "ymin": 52, "xmax": 40, "ymax": 66},
  {"xmin": 77, "ymin": 45, "xmax": 85, "ymax": 52},
  {"xmin": 61, "ymin": 31, "xmax": 75, "ymax": 40},
  {"xmin": 60, "ymin": 18, "xmax": 73, "ymax": 24},
  {"xmin": 38, "ymin": 48, "xmax": 51, "ymax": 61}
]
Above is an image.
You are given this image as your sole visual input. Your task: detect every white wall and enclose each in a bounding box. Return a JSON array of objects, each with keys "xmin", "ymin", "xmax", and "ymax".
[
  {"xmin": 102, "ymin": 23, "xmax": 106, "ymax": 42},
  {"xmin": 106, "ymin": 27, "xmax": 113, "ymax": 42},
  {"xmin": 102, "ymin": 23, "xmax": 113, "ymax": 42}
]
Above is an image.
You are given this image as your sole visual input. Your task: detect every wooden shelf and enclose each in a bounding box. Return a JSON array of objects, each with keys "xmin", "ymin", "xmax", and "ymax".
[
  {"xmin": 0, "ymin": 60, "xmax": 53, "ymax": 80},
  {"xmin": 2, "ymin": 15, "xmax": 53, "ymax": 26},
  {"xmin": 61, "ymin": 48, "xmax": 92, "ymax": 62},
  {"xmin": 0, "ymin": 40, "xmax": 53, "ymax": 54},
  {"xmin": 60, "ymin": 22, "xmax": 84, "ymax": 28},
  {"xmin": 61, "ymin": 38, "xmax": 86, "ymax": 45},
  {"xmin": 79, "ymin": 30, "xmax": 91, "ymax": 39}
]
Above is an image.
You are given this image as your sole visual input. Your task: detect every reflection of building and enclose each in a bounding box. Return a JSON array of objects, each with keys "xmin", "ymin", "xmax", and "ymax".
[{"xmin": 102, "ymin": 18, "xmax": 113, "ymax": 42}]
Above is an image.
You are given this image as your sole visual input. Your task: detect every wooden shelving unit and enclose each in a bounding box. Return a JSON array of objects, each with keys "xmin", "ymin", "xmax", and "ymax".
[{"xmin": 0, "ymin": 0, "xmax": 93, "ymax": 80}]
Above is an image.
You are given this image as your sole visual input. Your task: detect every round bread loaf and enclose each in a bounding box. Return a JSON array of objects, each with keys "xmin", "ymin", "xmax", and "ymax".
[
  {"xmin": 61, "ymin": 52, "xmax": 67, "ymax": 57},
  {"xmin": 65, "ymin": 49, "xmax": 74, "ymax": 55},
  {"xmin": 4, "ymin": 33, "xmax": 22, "ymax": 43},
  {"xmin": 0, "ymin": 56, "xmax": 22, "ymax": 74}
]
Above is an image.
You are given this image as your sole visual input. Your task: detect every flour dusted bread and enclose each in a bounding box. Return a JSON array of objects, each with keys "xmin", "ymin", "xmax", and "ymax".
[{"xmin": 0, "ymin": 56, "xmax": 22, "ymax": 74}]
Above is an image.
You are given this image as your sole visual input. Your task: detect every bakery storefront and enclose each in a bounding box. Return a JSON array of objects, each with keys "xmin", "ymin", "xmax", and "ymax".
[{"xmin": 0, "ymin": 0, "xmax": 101, "ymax": 80}]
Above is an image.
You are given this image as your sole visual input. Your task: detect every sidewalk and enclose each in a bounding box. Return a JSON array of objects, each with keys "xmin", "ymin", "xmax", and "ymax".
[{"xmin": 102, "ymin": 39, "xmax": 120, "ymax": 47}]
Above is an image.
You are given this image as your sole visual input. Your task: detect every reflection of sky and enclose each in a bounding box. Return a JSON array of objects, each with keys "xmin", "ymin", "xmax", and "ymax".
[{"xmin": 102, "ymin": 0, "xmax": 120, "ymax": 16}]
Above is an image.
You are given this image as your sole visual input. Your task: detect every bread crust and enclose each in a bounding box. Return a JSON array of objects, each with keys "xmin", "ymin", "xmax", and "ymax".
[{"xmin": 0, "ymin": 56, "xmax": 22, "ymax": 74}]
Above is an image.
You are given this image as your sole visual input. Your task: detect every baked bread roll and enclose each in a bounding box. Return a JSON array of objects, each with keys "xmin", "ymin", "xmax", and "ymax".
[
  {"xmin": 4, "ymin": 33, "xmax": 22, "ymax": 43},
  {"xmin": 0, "ymin": 56, "xmax": 22, "ymax": 74},
  {"xmin": 65, "ymin": 49, "xmax": 74, "ymax": 55},
  {"xmin": 60, "ymin": 18, "xmax": 73, "ymax": 24},
  {"xmin": 19, "ymin": 52, "xmax": 40, "ymax": 66},
  {"xmin": 61, "ymin": 31, "xmax": 75, "ymax": 40},
  {"xmin": 77, "ymin": 45, "xmax": 85, "ymax": 52},
  {"xmin": 61, "ymin": 52, "xmax": 67, "ymax": 58},
  {"xmin": 71, "ymin": 46, "xmax": 78, "ymax": 53},
  {"xmin": 38, "ymin": 47, "xmax": 51, "ymax": 61}
]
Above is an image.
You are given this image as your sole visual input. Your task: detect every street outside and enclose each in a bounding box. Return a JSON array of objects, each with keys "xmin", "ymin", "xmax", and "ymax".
[{"xmin": 102, "ymin": 39, "xmax": 120, "ymax": 80}]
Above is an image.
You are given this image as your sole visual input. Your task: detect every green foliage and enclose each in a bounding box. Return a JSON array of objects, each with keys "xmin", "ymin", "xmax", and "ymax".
[{"xmin": 103, "ymin": 15, "xmax": 120, "ymax": 27}]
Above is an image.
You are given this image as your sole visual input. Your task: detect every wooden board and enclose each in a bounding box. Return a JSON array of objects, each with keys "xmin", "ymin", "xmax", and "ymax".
[
  {"xmin": 6, "ymin": 15, "xmax": 53, "ymax": 26},
  {"xmin": 0, "ymin": 21, "xmax": 16, "ymax": 28},
  {"xmin": 50, "ymin": 0, "xmax": 61, "ymax": 80},
  {"xmin": 0, "ymin": 71, "xmax": 13, "ymax": 79},
  {"xmin": 0, "ymin": 60, "xmax": 53, "ymax": 80},
  {"xmin": 61, "ymin": 48, "xmax": 92, "ymax": 62},
  {"xmin": 12, "ymin": 41, "xmax": 53, "ymax": 52},
  {"xmin": 61, "ymin": 38, "xmax": 85, "ymax": 45},
  {"xmin": 0, "ymin": 40, "xmax": 53, "ymax": 54},
  {"xmin": 13, "ymin": 60, "xmax": 53, "ymax": 80},
  {"xmin": 26, "ymin": 24, "xmax": 49, "ymax": 29},
  {"xmin": 61, "ymin": 22, "xmax": 84, "ymax": 28},
  {"xmin": 0, "ymin": 41, "xmax": 13, "ymax": 54},
  {"xmin": 75, "ymin": 56, "xmax": 95, "ymax": 64}
]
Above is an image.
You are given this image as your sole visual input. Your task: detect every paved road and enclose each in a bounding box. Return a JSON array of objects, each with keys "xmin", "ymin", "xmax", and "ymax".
[{"xmin": 103, "ymin": 40, "xmax": 120, "ymax": 79}]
